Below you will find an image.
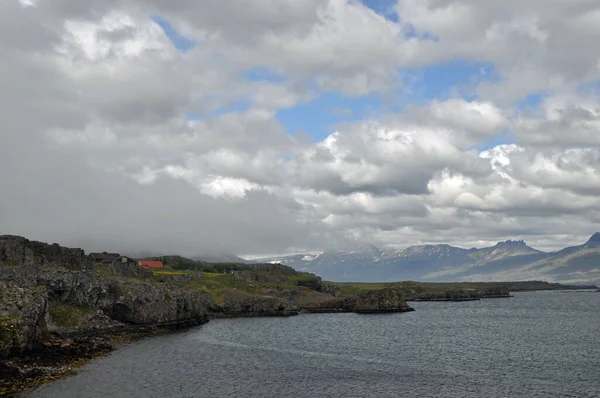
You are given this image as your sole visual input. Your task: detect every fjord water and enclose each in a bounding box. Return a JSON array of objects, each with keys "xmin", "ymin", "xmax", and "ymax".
[{"xmin": 28, "ymin": 292, "xmax": 599, "ymax": 398}]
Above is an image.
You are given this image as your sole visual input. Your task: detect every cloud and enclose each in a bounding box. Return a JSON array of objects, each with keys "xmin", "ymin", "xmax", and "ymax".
[
  {"xmin": 514, "ymin": 93, "xmax": 600, "ymax": 148},
  {"xmin": 0, "ymin": 0, "xmax": 599, "ymax": 258},
  {"xmin": 397, "ymin": 0, "xmax": 600, "ymax": 102}
]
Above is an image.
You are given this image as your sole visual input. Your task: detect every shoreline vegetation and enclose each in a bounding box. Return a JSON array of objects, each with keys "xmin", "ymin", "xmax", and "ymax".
[{"xmin": 0, "ymin": 235, "xmax": 596, "ymax": 396}]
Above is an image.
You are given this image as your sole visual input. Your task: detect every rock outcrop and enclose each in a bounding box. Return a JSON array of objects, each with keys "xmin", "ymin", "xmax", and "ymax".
[
  {"xmin": 0, "ymin": 282, "xmax": 48, "ymax": 357},
  {"xmin": 301, "ymin": 287, "xmax": 414, "ymax": 314},
  {"xmin": 353, "ymin": 288, "xmax": 414, "ymax": 313},
  {"xmin": 1, "ymin": 266, "xmax": 212, "ymax": 330},
  {"xmin": 0, "ymin": 238, "xmax": 214, "ymax": 361},
  {"xmin": 0, "ymin": 235, "xmax": 87, "ymax": 270},
  {"xmin": 233, "ymin": 270, "xmax": 288, "ymax": 283},
  {"xmin": 296, "ymin": 277, "xmax": 340, "ymax": 296},
  {"xmin": 105, "ymin": 279, "xmax": 211, "ymax": 325},
  {"xmin": 212, "ymin": 290, "xmax": 299, "ymax": 317},
  {"xmin": 405, "ymin": 286, "xmax": 510, "ymax": 301}
]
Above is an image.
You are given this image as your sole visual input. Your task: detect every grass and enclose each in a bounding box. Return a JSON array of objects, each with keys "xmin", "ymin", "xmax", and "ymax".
[
  {"xmin": 0, "ymin": 316, "xmax": 21, "ymax": 348},
  {"xmin": 152, "ymin": 270, "xmax": 187, "ymax": 276},
  {"xmin": 336, "ymin": 281, "xmax": 512, "ymax": 296},
  {"xmin": 4, "ymin": 260, "xmax": 23, "ymax": 268},
  {"xmin": 174, "ymin": 270, "xmax": 319, "ymax": 302},
  {"xmin": 93, "ymin": 264, "xmax": 112, "ymax": 277},
  {"xmin": 95, "ymin": 263, "xmax": 506, "ymax": 300},
  {"xmin": 48, "ymin": 305, "xmax": 95, "ymax": 329}
]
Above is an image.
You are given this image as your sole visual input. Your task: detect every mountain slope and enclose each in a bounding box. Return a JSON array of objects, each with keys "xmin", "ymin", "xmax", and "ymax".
[
  {"xmin": 461, "ymin": 234, "xmax": 600, "ymax": 284},
  {"xmin": 255, "ymin": 235, "xmax": 600, "ymax": 285}
]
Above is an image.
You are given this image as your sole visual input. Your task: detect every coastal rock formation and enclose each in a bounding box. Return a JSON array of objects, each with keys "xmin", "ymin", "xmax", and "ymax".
[
  {"xmin": 214, "ymin": 290, "xmax": 299, "ymax": 317},
  {"xmin": 0, "ymin": 236, "xmax": 212, "ymax": 328},
  {"xmin": 0, "ymin": 235, "xmax": 412, "ymax": 394},
  {"xmin": 301, "ymin": 287, "xmax": 414, "ymax": 314},
  {"xmin": 296, "ymin": 277, "xmax": 340, "ymax": 297},
  {"xmin": 406, "ymin": 286, "xmax": 510, "ymax": 301},
  {"xmin": 106, "ymin": 279, "xmax": 211, "ymax": 325},
  {"xmin": 0, "ymin": 282, "xmax": 48, "ymax": 357},
  {"xmin": 353, "ymin": 287, "xmax": 414, "ymax": 313},
  {"xmin": 2, "ymin": 266, "xmax": 211, "ymax": 328},
  {"xmin": 234, "ymin": 270, "xmax": 288, "ymax": 283},
  {"xmin": 0, "ymin": 235, "xmax": 87, "ymax": 270}
]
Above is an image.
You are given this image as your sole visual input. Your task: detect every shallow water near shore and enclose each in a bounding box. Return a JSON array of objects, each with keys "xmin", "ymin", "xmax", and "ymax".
[{"xmin": 26, "ymin": 291, "xmax": 600, "ymax": 398}]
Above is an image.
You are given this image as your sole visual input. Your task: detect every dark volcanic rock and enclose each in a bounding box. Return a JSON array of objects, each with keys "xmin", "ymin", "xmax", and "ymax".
[
  {"xmin": 406, "ymin": 286, "xmax": 510, "ymax": 301},
  {"xmin": 105, "ymin": 279, "xmax": 211, "ymax": 325},
  {"xmin": 302, "ymin": 287, "xmax": 413, "ymax": 314},
  {"xmin": 214, "ymin": 290, "xmax": 299, "ymax": 317},
  {"xmin": 0, "ymin": 282, "xmax": 48, "ymax": 358},
  {"xmin": 234, "ymin": 270, "xmax": 288, "ymax": 283},
  {"xmin": 0, "ymin": 236, "xmax": 212, "ymax": 329},
  {"xmin": 0, "ymin": 235, "xmax": 87, "ymax": 270},
  {"xmin": 296, "ymin": 277, "xmax": 340, "ymax": 296},
  {"xmin": 353, "ymin": 288, "xmax": 414, "ymax": 313}
]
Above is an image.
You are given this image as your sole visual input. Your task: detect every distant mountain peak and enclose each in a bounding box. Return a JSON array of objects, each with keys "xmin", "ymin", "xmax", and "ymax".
[
  {"xmin": 585, "ymin": 232, "xmax": 600, "ymax": 247},
  {"xmin": 588, "ymin": 232, "xmax": 600, "ymax": 242},
  {"xmin": 254, "ymin": 236, "xmax": 599, "ymax": 284},
  {"xmin": 495, "ymin": 240, "xmax": 528, "ymax": 248}
]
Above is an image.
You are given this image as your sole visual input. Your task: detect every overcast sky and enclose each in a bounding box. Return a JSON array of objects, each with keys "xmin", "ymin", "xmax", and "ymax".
[{"xmin": 1, "ymin": 0, "xmax": 600, "ymax": 257}]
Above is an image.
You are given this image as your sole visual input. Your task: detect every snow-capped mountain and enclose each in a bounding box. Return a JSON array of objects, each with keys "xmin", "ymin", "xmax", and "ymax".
[{"xmin": 253, "ymin": 235, "xmax": 600, "ymax": 285}]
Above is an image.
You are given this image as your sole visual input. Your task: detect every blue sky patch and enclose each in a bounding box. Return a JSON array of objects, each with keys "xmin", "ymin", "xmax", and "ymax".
[
  {"xmin": 274, "ymin": 61, "xmax": 503, "ymax": 142},
  {"xmin": 276, "ymin": 92, "xmax": 382, "ymax": 141},
  {"xmin": 403, "ymin": 24, "xmax": 439, "ymax": 41},
  {"xmin": 361, "ymin": 0, "xmax": 399, "ymax": 22},
  {"xmin": 514, "ymin": 92, "xmax": 547, "ymax": 115},
  {"xmin": 153, "ymin": 17, "xmax": 196, "ymax": 52},
  {"xmin": 472, "ymin": 131, "xmax": 517, "ymax": 152},
  {"xmin": 577, "ymin": 80, "xmax": 600, "ymax": 96},
  {"xmin": 403, "ymin": 60, "xmax": 499, "ymax": 104},
  {"xmin": 242, "ymin": 67, "xmax": 286, "ymax": 83}
]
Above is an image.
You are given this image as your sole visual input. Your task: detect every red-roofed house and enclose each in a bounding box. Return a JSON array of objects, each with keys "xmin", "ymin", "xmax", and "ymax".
[{"xmin": 138, "ymin": 260, "xmax": 163, "ymax": 268}]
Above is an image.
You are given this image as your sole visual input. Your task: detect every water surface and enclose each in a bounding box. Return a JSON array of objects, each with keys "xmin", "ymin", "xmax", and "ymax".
[{"xmin": 28, "ymin": 291, "xmax": 600, "ymax": 397}]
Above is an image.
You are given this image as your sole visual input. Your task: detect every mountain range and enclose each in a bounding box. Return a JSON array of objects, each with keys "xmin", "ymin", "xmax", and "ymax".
[{"xmin": 251, "ymin": 233, "xmax": 600, "ymax": 285}]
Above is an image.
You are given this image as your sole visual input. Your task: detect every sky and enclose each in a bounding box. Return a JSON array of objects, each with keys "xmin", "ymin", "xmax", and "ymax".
[{"xmin": 1, "ymin": 0, "xmax": 600, "ymax": 257}]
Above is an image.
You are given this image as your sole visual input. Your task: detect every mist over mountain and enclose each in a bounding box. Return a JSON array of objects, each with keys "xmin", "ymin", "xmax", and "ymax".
[
  {"xmin": 253, "ymin": 235, "xmax": 600, "ymax": 285},
  {"xmin": 191, "ymin": 253, "xmax": 250, "ymax": 264}
]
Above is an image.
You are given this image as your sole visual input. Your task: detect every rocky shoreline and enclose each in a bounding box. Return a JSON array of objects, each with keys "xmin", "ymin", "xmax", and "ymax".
[
  {"xmin": 1, "ymin": 300, "xmax": 414, "ymax": 397},
  {"xmin": 0, "ymin": 234, "xmax": 528, "ymax": 396},
  {"xmin": 0, "ymin": 235, "xmax": 417, "ymax": 396},
  {"xmin": 403, "ymin": 286, "xmax": 511, "ymax": 302},
  {"xmin": 407, "ymin": 295, "xmax": 513, "ymax": 302},
  {"xmin": 0, "ymin": 235, "xmax": 593, "ymax": 396},
  {"xmin": 0, "ymin": 322, "xmax": 209, "ymax": 397}
]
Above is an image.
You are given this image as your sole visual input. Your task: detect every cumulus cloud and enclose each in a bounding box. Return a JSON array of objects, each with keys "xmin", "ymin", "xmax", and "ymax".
[{"xmin": 0, "ymin": 0, "xmax": 599, "ymax": 257}]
